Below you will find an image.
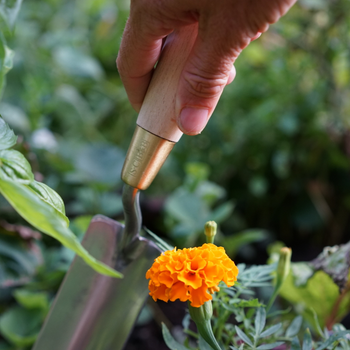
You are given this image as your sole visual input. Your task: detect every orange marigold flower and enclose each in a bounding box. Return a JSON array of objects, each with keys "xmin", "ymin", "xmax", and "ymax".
[{"xmin": 145, "ymin": 243, "xmax": 239, "ymax": 308}]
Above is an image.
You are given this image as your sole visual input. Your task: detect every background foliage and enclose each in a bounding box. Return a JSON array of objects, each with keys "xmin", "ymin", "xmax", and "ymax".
[{"xmin": 0, "ymin": 0, "xmax": 350, "ymax": 349}]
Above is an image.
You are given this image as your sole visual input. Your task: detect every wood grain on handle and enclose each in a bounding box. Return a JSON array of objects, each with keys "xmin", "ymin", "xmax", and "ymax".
[{"xmin": 136, "ymin": 23, "xmax": 198, "ymax": 143}]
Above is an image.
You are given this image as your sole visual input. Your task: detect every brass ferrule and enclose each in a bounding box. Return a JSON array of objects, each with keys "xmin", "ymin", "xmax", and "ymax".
[{"xmin": 121, "ymin": 125, "xmax": 175, "ymax": 190}]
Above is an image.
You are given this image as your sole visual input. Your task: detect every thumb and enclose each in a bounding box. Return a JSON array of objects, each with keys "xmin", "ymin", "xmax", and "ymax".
[{"xmin": 176, "ymin": 32, "xmax": 238, "ymax": 136}]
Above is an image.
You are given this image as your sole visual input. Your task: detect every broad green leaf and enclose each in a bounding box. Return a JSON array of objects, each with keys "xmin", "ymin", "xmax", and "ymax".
[
  {"xmin": 260, "ymin": 323, "xmax": 282, "ymax": 338},
  {"xmin": 0, "ymin": 116, "xmax": 16, "ymax": 150},
  {"xmin": 0, "ymin": 178, "xmax": 122, "ymax": 278},
  {"xmin": 315, "ymin": 331, "xmax": 350, "ymax": 350},
  {"xmin": 0, "ymin": 307, "xmax": 43, "ymax": 347},
  {"xmin": 0, "ymin": 0, "xmax": 23, "ymax": 30},
  {"xmin": 257, "ymin": 342, "xmax": 284, "ymax": 350},
  {"xmin": 235, "ymin": 326, "xmax": 254, "ymax": 347},
  {"xmin": 13, "ymin": 289, "xmax": 49, "ymax": 311},
  {"xmin": 302, "ymin": 329, "xmax": 312, "ymax": 350},
  {"xmin": 161, "ymin": 323, "xmax": 188, "ymax": 350},
  {"xmin": 255, "ymin": 308, "xmax": 266, "ymax": 337},
  {"xmin": 0, "ymin": 150, "xmax": 33, "ymax": 183},
  {"xmin": 28, "ymin": 180, "xmax": 68, "ymax": 225},
  {"xmin": 286, "ymin": 316, "xmax": 303, "ymax": 338},
  {"xmin": 280, "ymin": 270, "xmax": 350, "ymax": 328}
]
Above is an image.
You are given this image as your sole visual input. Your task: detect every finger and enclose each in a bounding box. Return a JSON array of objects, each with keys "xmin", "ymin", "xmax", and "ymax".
[
  {"xmin": 116, "ymin": 16, "xmax": 172, "ymax": 112},
  {"xmin": 176, "ymin": 23, "xmax": 244, "ymax": 136},
  {"xmin": 251, "ymin": 32, "xmax": 262, "ymax": 41},
  {"xmin": 226, "ymin": 65, "xmax": 236, "ymax": 86}
]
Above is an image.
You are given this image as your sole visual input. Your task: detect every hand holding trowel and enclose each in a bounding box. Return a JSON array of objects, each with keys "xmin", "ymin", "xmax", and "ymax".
[{"xmin": 33, "ymin": 24, "xmax": 199, "ymax": 350}]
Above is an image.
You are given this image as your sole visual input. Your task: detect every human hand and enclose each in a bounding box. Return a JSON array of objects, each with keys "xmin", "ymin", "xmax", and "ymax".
[{"xmin": 117, "ymin": 0, "xmax": 296, "ymax": 136}]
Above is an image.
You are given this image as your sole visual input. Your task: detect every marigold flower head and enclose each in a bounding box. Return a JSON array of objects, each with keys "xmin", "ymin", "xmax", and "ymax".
[{"xmin": 145, "ymin": 243, "xmax": 239, "ymax": 307}]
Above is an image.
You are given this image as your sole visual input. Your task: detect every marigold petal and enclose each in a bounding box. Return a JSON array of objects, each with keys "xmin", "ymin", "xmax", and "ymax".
[
  {"xmin": 169, "ymin": 282, "xmax": 189, "ymax": 302},
  {"xmin": 178, "ymin": 270, "xmax": 203, "ymax": 289},
  {"xmin": 188, "ymin": 255, "xmax": 207, "ymax": 271},
  {"xmin": 149, "ymin": 284, "xmax": 169, "ymax": 302},
  {"xmin": 158, "ymin": 271, "xmax": 175, "ymax": 288},
  {"xmin": 189, "ymin": 284, "xmax": 212, "ymax": 308}
]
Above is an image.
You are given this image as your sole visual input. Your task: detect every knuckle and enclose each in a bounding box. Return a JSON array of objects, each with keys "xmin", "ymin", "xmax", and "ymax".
[{"xmin": 183, "ymin": 69, "xmax": 227, "ymax": 99}]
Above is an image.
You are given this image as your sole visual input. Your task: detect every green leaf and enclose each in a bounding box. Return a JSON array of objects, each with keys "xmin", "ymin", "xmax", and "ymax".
[
  {"xmin": 2, "ymin": 45, "xmax": 13, "ymax": 74},
  {"xmin": 28, "ymin": 180, "xmax": 68, "ymax": 225},
  {"xmin": 0, "ymin": 178, "xmax": 122, "ymax": 278},
  {"xmin": 13, "ymin": 289, "xmax": 49, "ymax": 311},
  {"xmin": 311, "ymin": 309, "xmax": 325, "ymax": 338},
  {"xmin": 302, "ymin": 329, "xmax": 312, "ymax": 350},
  {"xmin": 0, "ymin": 306, "xmax": 43, "ymax": 347},
  {"xmin": 0, "ymin": 236, "xmax": 40, "ymax": 280},
  {"xmin": 235, "ymin": 299, "xmax": 264, "ymax": 308},
  {"xmin": 255, "ymin": 308, "xmax": 266, "ymax": 337},
  {"xmin": 0, "ymin": 37, "xmax": 14, "ymax": 97},
  {"xmin": 199, "ymin": 335, "xmax": 214, "ymax": 350},
  {"xmin": 286, "ymin": 316, "xmax": 303, "ymax": 338},
  {"xmin": 291, "ymin": 263, "xmax": 315, "ymax": 287},
  {"xmin": 280, "ymin": 271, "xmax": 350, "ymax": 329},
  {"xmin": 0, "ymin": 0, "xmax": 23, "ymax": 30},
  {"xmin": 210, "ymin": 201, "xmax": 235, "ymax": 223},
  {"xmin": 53, "ymin": 46, "xmax": 104, "ymax": 80},
  {"xmin": 235, "ymin": 326, "xmax": 254, "ymax": 347},
  {"xmin": 162, "ymin": 323, "xmax": 189, "ymax": 350},
  {"xmin": 0, "ymin": 116, "xmax": 17, "ymax": 150},
  {"xmin": 144, "ymin": 227, "xmax": 174, "ymax": 252},
  {"xmin": 0, "ymin": 150, "xmax": 34, "ymax": 183},
  {"xmin": 260, "ymin": 323, "xmax": 282, "ymax": 338},
  {"xmin": 291, "ymin": 336, "xmax": 301, "ymax": 350},
  {"xmin": 257, "ymin": 342, "xmax": 284, "ymax": 350},
  {"xmin": 222, "ymin": 230, "xmax": 268, "ymax": 257},
  {"xmin": 315, "ymin": 331, "xmax": 350, "ymax": 350}
]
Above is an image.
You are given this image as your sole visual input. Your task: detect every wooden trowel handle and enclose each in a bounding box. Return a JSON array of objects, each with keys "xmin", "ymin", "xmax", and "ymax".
[
  {"xmin": 122, "ymin": 24, "xmax": 198, "ymax": 190},
  {"xmin": 137, "ymin": 23, "xmax": 198, "ymax": 143}
]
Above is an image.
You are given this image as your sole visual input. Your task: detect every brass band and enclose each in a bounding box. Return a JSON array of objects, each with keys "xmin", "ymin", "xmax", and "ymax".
[{"xmin": 121, "ymin": 125, "xmax": 175, "ymax": 190}]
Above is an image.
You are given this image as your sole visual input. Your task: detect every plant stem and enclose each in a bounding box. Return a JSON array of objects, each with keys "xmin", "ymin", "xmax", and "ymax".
[{"xmin": 215, "ymin": 309, "xmax": 230, "ymax": 341}]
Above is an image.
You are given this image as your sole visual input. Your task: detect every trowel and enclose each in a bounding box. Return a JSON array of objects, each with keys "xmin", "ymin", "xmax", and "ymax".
[{"xmin": 33, "ymin": 24, "xmax": 198, "ymax": 350}]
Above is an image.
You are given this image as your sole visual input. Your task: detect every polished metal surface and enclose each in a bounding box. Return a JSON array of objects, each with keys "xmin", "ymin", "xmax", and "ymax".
[
  {"xmin": 121, "ymin": 125, "xmax": 175, "ymax": 190},
  {"xmin": 120, "ymin": 184, "xmax": 141, "ymax": 250},
  {"xmin": 33, "ymin": 215, "xmax": 161, "ymax": 350}
]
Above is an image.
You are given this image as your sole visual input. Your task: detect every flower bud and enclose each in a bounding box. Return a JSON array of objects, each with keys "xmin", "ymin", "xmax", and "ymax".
[
  {"xmin": 266, "ymin": 247, "xmax": 292, "ymax": 312},
  {"xmin": 276, "ymin": 247, "xmax": 292, "ymax": 287},
  {"xmin": 189, "ymin": 299, "xmax": 213, "ymax": 323},
  {"xmin": 188, "ymin": 301, "xmax": 222, "ymax": 350},
  {"xmin": 204, "ymin": 221, "xmax": 217, "ymax": 244}
]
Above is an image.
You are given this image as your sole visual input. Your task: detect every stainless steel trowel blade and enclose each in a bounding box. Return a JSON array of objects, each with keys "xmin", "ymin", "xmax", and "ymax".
[{"xmin": 33, "ymin": 215, "xmax": 160, "ymax": 350}]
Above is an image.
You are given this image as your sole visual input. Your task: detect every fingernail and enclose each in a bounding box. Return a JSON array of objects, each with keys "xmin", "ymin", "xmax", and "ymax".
[{"xmin": 179, "ymin": 107, "xmax": 209, "ymax": 135}]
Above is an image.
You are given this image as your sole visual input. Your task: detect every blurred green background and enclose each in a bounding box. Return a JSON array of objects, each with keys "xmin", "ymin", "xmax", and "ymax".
[{"xmin": 0, "ymin": 0, "xmax": 350, "ymax": 348}]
